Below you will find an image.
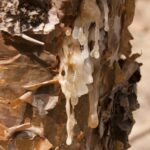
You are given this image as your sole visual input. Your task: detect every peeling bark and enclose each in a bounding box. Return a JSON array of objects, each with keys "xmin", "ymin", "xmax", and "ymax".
[{"xmin": 0, "ymin": 0, "xmax": 141, "ymax": 150}]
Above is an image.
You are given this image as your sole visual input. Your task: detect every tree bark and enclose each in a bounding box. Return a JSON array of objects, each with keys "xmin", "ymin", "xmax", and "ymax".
[{"xmin": 0, "ymin": 0, "xmax": 141, "ymax": 150}]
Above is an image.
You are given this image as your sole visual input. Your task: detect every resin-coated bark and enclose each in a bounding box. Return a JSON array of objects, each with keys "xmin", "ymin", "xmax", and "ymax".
[{"xmin": 0, "ymin": 0, "xmax": 141, "ymax": 149}]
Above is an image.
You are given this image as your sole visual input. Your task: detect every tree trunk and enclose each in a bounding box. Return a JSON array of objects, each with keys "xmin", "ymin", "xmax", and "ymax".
[{"xmin": 0, "ymin": 0, "xmax": 141, "ymax": 150}]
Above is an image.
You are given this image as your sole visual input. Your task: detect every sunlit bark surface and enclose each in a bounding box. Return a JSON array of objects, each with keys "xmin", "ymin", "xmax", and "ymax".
[{"xmin": 0, "ymin": 0, "xmax": 141, "ymax": 149}]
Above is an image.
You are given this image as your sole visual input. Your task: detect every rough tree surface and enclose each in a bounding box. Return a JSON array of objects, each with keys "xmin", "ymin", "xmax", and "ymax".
[{"xmin": 0, "ymin": 0, "xmax": 141, "ymax": 150}]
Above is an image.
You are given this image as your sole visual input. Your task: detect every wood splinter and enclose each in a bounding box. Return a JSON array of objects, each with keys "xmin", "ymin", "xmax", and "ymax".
[
  {"xmin": 17, "ymin": 34, "xmax": 45, "ymax": 46},
  {"xmin": 0, "ymin": 54, "xmax": 21, "ymax": 65},
  {"xmin": 22, "ymin": 78, "xmax": 59, "ymax": 90}
]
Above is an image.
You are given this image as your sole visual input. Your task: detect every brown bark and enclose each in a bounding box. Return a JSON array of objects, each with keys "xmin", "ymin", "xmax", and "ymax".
[{"xmin": 0, "ymin": 0, "xmax": 141, "ymax": 150}]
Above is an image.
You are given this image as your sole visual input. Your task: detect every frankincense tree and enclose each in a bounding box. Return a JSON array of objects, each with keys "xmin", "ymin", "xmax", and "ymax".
[{"xmin": 0, "ymin": 0, "xmax": 141, "ymax": 149}]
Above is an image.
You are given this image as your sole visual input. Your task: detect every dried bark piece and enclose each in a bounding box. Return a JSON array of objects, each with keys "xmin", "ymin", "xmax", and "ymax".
[
  {"xmin": 5, "ymin": 122, "xmax": 31, "ymax": 139},
  {"xmin": 4, "ymin": 120, "xmax": 52, "ymax": 150},
  {"xmin": 5, "ymin": 121, "xmax": 44, "ymax": 139},
  {"xmin": 32, "ymin": 94, "xmax": 59, "ymax": 116},
  {"xmin": 44, "ymin": 96, "xmax": 59, "ymax": 111},
  {"xmin": 120, "ymin": 0, "xmax": 135, "ymax": 57}
]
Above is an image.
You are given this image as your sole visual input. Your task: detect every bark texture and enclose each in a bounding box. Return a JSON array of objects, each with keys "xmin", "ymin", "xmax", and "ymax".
[{"xmin": 0, "ymin": 0, "xmax": 141, "ymax": 150}]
